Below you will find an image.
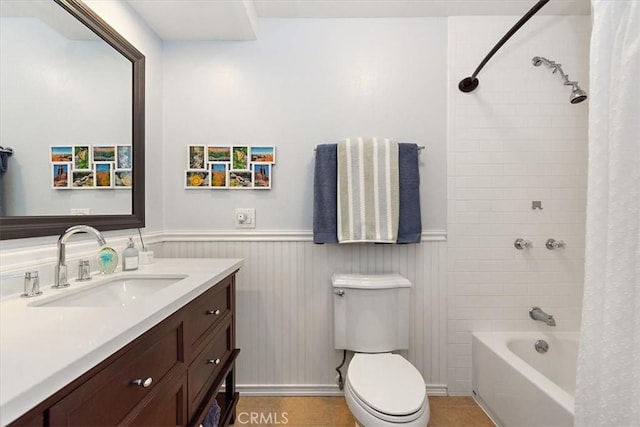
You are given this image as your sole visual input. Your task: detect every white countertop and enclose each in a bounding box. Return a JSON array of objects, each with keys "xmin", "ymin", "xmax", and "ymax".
[{"xmin": 0, "ymin": 258, "xmax": 243, "ymax": 426}]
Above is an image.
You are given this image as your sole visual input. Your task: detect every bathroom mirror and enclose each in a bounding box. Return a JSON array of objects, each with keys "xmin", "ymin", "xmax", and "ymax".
[{"xmin": 0, "ymin": 0, "xmax": 145, "ymax": 240}]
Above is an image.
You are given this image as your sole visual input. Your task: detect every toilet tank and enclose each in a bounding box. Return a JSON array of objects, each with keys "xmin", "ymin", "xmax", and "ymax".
[{"xmin": 332, "ymin": 273, "xmax": 411, "ymax": 353}]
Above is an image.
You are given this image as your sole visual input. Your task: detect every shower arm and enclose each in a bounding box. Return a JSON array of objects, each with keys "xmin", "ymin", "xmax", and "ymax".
[
  {"xmin": 533, "ymin": 57, "xmax": 581, "ymax": 88},
  {"xmin": 458, "ymin": 0, "xmax": 550, "ymax": 93}
]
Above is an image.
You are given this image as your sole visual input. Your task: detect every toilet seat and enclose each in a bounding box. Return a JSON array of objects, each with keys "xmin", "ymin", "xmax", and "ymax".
[{"xmin": 346, "ymin": 353, "xmax": 427, "ymax": 423}]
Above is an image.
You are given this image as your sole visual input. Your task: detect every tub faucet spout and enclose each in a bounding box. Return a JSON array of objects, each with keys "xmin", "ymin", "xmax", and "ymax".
[{"xmin": 529, "ymin": 306, "xmax": 556, "ymax": 326}]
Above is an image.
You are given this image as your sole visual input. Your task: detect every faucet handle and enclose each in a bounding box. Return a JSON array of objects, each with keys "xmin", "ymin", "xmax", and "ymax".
[
  {"xmin": 546, "ymin": 238, "xmax": 566, "ymax": 250},
  {"xmin": 77, "ymin": 259, "xmax": 92, "ymax": 282},
  {"xmin": 514, "ymin": 238, "xmax": 533, "ymax": 250},
  {"xmin": 21, "ymin": 271, "xmax": 42, "ymax": 298}
]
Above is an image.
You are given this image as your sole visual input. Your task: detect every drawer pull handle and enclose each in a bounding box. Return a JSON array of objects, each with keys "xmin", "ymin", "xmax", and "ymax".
[
  {"xmin": 207, "ymin": 358, "xmax": 221, "ymax": 365},
  {"xmin": 131, "ymin": 377, "xmax": 153, "ymax": 388},
  {"xmin": 206, "ymin": 309, "xmax": 221, "ymax": 316}
]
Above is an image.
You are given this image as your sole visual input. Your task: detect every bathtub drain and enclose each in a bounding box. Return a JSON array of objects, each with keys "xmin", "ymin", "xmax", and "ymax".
[{"xmin": 535, "ymin": 339, "xmax": 549, "ymax": 353}]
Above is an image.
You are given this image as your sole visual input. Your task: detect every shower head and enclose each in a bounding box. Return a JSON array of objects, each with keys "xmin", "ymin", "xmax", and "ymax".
[
  {"xmin": 532, "ymin": 56, "xmax": 587, "ymax": 104},
  {"xmin": 570, "ymin": 87, "xmax": 588, "ymax": 104}
]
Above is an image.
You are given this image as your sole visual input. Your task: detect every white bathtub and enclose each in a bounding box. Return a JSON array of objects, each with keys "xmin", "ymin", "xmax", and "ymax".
[{"xmin": 472, "ymin": 332, "xmax": 579, "ymax": 427}]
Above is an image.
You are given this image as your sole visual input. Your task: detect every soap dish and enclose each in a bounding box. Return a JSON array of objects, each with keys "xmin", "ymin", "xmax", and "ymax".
[{"xmin": 96, "ymin": 246, "xmax": 118, "ymax": 274}]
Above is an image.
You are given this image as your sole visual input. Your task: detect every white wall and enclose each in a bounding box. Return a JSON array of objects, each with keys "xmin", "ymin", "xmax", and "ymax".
[
  {"xmin": 447, "ymin": 15, "xmax": 590, "ymax": 394},
  {"xmin": 162, "ymin": 18, "xmax": 447, "ymax": 231}
]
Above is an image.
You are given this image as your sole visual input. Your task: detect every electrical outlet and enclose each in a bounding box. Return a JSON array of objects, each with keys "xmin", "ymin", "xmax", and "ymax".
[
  {"xmin": 235, "ymin": 208, "xmax": 255, "ymax": 228},
  {"xmin": 70, "ymin": 208, "xmax": 91, "ymax": 215}
]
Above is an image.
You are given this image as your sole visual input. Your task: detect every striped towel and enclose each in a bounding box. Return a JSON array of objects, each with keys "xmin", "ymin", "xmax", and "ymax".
[{"xmin": 337, "ymin": 137, "xmax": 400, "ymax": 243}]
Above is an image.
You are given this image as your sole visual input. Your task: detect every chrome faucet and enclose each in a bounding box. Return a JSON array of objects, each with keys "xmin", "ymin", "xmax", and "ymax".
[
  {"xmin": 54, "ymin": 225, "xmax": 106, "ymax": 289},
  {"xmin": 529, "ymin": 306, "xmax": 556, "ymax": 326}
]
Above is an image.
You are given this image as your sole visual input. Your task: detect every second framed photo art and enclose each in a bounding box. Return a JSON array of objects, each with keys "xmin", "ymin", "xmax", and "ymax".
[{"xmin": 185, "ymin": 145, "xmax": 275, "ymax": 190}]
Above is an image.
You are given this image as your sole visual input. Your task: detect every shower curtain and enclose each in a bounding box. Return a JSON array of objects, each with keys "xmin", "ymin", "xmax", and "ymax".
[{"xmin": 574, "ymin": 1, "xmax": 640, "ymax": 426}]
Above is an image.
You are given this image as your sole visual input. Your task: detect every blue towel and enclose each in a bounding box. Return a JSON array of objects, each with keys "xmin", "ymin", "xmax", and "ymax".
[
  {"xmin": 203, "ymin": 400, "xmax": 221, "ymax": 427},
  {"xmin": 313, "ymin": 143, "xmax": 421, "ymax": 244},
  {"xmin": 397, "ymin": 143, "xmax": 422, "ymax": 243},
  {"xmin": 0, "ymin": 147, "xmax": 11, "ymax": 175},
  {"xmin": 313, "ymin": 144, "xmax": 339, "ymax": 243},
  {"xmin": 0, "ymin": 147, "xmax": 13, "ymax": 217}
]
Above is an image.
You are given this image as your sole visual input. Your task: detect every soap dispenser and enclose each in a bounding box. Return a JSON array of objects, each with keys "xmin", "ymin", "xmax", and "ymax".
[{"xmin": 122, "ymin": 237, "xmax": 139, "ymax": 271}]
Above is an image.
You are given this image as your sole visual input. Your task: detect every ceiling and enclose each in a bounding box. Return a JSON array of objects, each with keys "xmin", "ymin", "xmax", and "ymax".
[
  {"xmin": 1, "ymin": 0, "xmax": 98, "ymax": 39},
  {"xmin": 127, "ymin": 0, "xmax": 591, "ymax": 41}
]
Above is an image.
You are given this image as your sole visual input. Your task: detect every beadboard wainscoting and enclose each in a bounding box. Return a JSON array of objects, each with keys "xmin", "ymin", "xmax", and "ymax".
[{"xmin": 154, "ymin": 231, "xmax": 448, "ymax": 396}]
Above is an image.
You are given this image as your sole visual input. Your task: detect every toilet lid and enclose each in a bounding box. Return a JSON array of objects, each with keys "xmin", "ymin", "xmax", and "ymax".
[{"xmin": 348, "ymin": 353, "xmax": 426, "ymax": 416}]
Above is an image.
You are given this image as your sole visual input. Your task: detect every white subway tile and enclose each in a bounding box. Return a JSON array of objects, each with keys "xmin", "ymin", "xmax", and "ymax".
[
  {"xmin": 448, "ymin": 14, "xmax": 588, "ymax": 394},
  {"xmin": 454, "ymin": 283, "xmax": 505, "ymax": 296}
]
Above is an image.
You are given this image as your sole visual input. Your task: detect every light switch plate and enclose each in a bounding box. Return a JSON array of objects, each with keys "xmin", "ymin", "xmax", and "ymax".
[{"xmin": 235, "ymin": 208, "xmax": 255, "ymax": 228}]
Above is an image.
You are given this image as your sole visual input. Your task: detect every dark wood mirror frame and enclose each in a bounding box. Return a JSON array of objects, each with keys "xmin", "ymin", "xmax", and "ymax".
[{"xmin": 0, "ymin": 0, "xmax": 145, "ymax": 240}]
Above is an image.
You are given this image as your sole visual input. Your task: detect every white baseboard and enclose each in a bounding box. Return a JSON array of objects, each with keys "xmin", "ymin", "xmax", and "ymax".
[
  {"xmin": 426, "ymin": 384, "xmax": 449, "ymax": 396},
  {"xmin": 236, "ymin": 383, "xmax": 449, "ymax": 397},
  {"xmin": 237, "ymin": 384, "xmax": 343, "ymax": 396},
  {"xmin": 447, "ymin": 391, "xmax": 474, "ymax": 396}
]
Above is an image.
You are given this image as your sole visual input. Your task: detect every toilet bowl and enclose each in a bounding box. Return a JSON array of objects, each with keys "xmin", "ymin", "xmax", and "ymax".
[{"xmin": 344, "ymin": 353, "xmax": 429, "ymax": 427}]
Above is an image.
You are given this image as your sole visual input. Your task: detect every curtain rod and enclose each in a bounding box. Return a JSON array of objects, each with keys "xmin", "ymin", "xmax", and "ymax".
[{"xmin": 458, "ymin": 0, "xmax": 550, "ymax": 93}]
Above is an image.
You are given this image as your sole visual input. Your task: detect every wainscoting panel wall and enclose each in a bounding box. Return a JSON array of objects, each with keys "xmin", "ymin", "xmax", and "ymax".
[{"xmin": 155, "ymin": 234, "xmax": 447, "ymax": 395}]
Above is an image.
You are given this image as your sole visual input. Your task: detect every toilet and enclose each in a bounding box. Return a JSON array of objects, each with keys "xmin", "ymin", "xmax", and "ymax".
[{"xmin": 332, "ymin": 273, "xmax": 430, "ymax": 427}]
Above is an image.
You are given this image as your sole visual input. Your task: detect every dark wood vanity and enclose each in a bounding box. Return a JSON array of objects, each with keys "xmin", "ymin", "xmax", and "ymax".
[{"xmin": 10, "ymin": 272, "xmax": 239, "ymax": 427}]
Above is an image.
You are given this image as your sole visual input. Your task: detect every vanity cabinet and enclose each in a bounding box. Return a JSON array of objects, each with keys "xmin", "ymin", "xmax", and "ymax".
[{"xmin": 10, "ymin": 273, "xmax": 239, "ymax": 427}]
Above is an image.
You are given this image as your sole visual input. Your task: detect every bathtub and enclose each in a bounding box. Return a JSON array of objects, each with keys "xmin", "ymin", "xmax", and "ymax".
[{"xmin": 472, "ymin": 332, "xmax": 579, "ymax": 427}]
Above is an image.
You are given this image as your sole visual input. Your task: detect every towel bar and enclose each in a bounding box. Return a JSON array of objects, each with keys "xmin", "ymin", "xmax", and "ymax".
[{"xmin": 314, "ymin": 145, "xmax": 425, "ymax": 153}]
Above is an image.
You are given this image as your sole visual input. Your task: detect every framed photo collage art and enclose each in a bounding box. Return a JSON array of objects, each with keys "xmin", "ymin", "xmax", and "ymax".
[
  {"xmin": 185, "ymin": 145, "xmax": 275, "ymax": 190},
  {"xmin": 51, "ymin": 145, "xmax": 132, "ymax": 190}
]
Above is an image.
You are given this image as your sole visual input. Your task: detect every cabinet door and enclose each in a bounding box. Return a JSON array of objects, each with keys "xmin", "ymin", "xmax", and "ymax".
[
  {"xmin": 49, "ymin": 317, "xmax": 183, "ymax": 426},
  {"xmin": 8, "ymin": 411, "xmax": 43, "ymax": 427},
  {"xmin": 123, "ymin": 370, "xmax": 188, "ymax": 427}
]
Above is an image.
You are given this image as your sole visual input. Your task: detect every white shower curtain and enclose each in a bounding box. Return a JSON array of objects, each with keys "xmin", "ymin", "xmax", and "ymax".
[{"xmin": 574, "ymin": 1, "xmax": 640, "ymax": 426}]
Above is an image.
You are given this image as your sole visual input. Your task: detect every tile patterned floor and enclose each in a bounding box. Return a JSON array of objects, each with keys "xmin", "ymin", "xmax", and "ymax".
[{"xmin": 235, "ymin": 396, "xmax": 496, "ymax": 427}]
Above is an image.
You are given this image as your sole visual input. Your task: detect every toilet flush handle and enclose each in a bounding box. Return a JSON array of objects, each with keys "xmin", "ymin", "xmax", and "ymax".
[{"xmin": 334, "ymin": 289, "xmax": 345, "ymax": 297}]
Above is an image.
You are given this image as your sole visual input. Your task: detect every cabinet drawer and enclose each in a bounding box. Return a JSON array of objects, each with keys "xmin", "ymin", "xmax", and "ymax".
[
  {"xmin": 188, "ymin": 320, "xmax": 232, "ymax": 413},
  {"xmin": 49, "ymin": 318, "xmax": 183, "ymax": 426},
  {"xmin": 185, "ymin": 276, "xmax": 232, "ymax": 355}
]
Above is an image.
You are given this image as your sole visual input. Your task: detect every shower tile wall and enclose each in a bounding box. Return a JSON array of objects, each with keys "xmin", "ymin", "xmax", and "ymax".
[{"xmin": 447, "ymin": 16, "xmax": 591, "ymax": 394}]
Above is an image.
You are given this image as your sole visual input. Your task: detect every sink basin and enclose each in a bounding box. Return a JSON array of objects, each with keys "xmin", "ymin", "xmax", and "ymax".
[{"xmin": 33, "ymin": 275, "xmax": 187, "ymax": 308}]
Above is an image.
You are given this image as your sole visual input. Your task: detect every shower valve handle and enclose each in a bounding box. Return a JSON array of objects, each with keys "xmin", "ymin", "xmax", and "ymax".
[
  {"xmin": 546, "ymin": 239, "xmax": 566, "ymax": 250},
  {"xmin": 514, "ymin": 238, "xmax": 533, "ymax": 250}
]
